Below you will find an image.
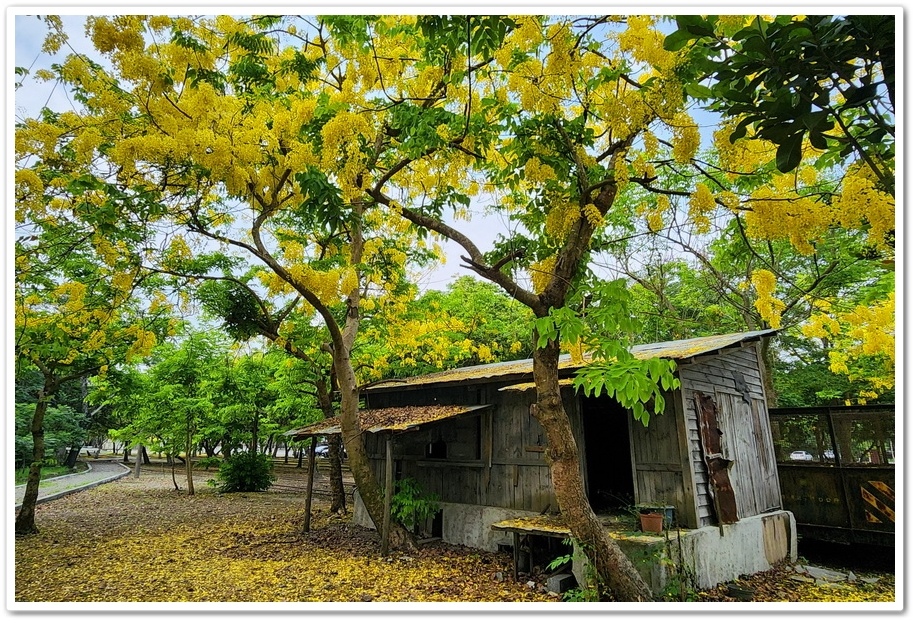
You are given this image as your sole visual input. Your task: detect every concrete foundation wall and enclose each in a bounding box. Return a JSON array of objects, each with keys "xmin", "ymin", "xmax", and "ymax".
[
  {"xmin": 353, "ymin": 491, "xmax": 537, "ymax": 551},
  {"xmin": 571, "ymin": 510, "xmax": 798, "ymax": 596},
  {"xmin": 441, "ymin": 503, "xmax": 540, "ymax": 551},
  {"xmin": 673, "ymin": 510, "xmax": 797, "ymax": 590}
]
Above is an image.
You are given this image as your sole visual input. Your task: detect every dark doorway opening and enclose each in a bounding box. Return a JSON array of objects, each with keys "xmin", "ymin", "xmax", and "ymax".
[
  {"xmin": 582, "ymin": 393, "xmax": 635, "ymax": 512},
  {"xmin": 430, "ymin": 509, "xmax": 443, "ymax": 539},
  {"xmin": 515, "ymin": 534, "xmax": 574, "ymax": 576}
]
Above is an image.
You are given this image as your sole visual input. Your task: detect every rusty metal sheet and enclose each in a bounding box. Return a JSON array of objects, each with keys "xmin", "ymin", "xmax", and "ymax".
[
  {"xmin": 694, "ymin": 392, "xmax": 739, "ymax": 525},
  {"xmin": 777, "ymin": 465, "xmax": 851, "ymax": 528}
]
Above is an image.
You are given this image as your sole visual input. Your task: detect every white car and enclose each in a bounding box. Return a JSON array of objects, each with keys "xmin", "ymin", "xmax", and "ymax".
[{"xmin": 789, "ymin": 450, "xmax": 814, "ymax": 461}]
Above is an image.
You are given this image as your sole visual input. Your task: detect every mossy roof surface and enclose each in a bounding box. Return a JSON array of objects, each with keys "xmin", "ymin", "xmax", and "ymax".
[
  {"xmin": 287, "ymin": 404, "xmax": 491, "ymax": 439},
  {"xmin": 367, "ymin": 329, "xmax": 776, "ymax": 391}
]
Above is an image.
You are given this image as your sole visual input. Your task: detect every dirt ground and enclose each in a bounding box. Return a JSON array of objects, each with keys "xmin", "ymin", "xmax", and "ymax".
[{"xmin": 12, "ymin": 462, "xmax": 897, "ymax": 606}]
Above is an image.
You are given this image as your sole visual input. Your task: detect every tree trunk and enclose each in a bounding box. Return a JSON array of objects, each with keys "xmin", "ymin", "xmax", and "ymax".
[
  {"xmin": 327, "ymin": 433, "xmax": 347, "ymax": 514},
  {"xmin": 170, "ymin": 457, "xmax": 180, "ymax": 491},
  {"xmin": 15, "ymin": 378, "xmax": 56, "ymax": 535},
  {"xmin": 334, "ymin": 350, "xmax": 415, "ymax": 551},
  {"xmin": 221, "ymin": 436, "xmax": 235, "ymax": 460},
  {"xmin": 532, "ymin": 340, "xmax": 653, "ymax": 602},
  {"xmin": 302, "ymin": 437, "xmax": 317, "ymax": 533},
  {"xmin": 133, "ymin": 444, "xmax": 143, "ymax": 478},
  {"xmin": 316, "ymin": 379, "xmax": 347, "ymax": 514},
  {"xmin": 185, "ymin": 423, "xmax": 195, "ymax": 495},
  {"xmin": 251, "ymin": 416, "xmax": 259, "ymax": 458},
  {"xmin": 758, "ymin": 334, "xmax": 778, "ymax": 407}
]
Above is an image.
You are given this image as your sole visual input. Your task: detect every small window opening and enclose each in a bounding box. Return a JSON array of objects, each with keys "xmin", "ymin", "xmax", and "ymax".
[{"xmin": 426, "ymin": 438, "xmax": 447, "ymax": 459}]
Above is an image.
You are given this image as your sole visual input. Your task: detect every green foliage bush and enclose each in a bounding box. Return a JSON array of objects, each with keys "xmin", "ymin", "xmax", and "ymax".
[
  {"xmin": 210, "ymin": 451, "xmax": 275, "ymax": 493},
  {"xmin": 391, "ymin": 477, "xmax": 440, "ymax": 533},
  {"xmin": 15, "ymin": 402, "xmax": 88, "ymax": 468},
  {"xmin": 195, "ymin": 456, "xmax": 222, "ymax": 471}
]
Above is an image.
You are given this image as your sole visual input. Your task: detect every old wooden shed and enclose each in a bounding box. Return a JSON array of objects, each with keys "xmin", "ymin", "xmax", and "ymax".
[{"xmin": 290, "ymin": 329, "xmax": 796, "ymax": 592}]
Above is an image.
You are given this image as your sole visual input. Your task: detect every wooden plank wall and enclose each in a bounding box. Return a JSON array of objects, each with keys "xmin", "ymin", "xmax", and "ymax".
[
  {"xmin": 629, "ymin": 393, "xmax": 690, "ymax": 519},
  {"xmin": 362, "ymin": 383, "xmax": 557, "ymax": 513},
  {"xmin": 677, "ymin": 343, "xmax": 775, "ymax": 527},
  {"xmin": 715, "ymin": 392, "xmax": 782, "ymax": 516}
]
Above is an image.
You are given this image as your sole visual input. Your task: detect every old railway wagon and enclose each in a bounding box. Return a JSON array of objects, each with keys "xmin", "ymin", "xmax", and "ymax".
[
  {"xmin": 770, "ymin": 404, "xmax": 895, "ymax": 548},
  {"xmin": 290, "ymin": 329, "xmax": 796, "ymax": 593}
]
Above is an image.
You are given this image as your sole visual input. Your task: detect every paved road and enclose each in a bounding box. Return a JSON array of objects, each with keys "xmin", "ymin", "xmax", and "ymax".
[{"xmin": 14, "ymin": 460, "xmax": 131, "ymax": 509}]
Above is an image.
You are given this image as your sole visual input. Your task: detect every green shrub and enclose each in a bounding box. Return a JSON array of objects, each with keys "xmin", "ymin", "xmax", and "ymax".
[
  {"xmin": 195, "ymin": 456, "xmax": 222, "ymax": 471},
  {"xmin": 210, "ymin": 452, "xmax": 275, "ymax": 493},
  {"xmin": 391, "ymin": 477, "xmax": 440, "ymax": 533}
]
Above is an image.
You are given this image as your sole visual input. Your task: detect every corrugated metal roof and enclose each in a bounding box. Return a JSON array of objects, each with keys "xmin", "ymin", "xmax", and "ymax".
[
  {"xmin": 286, "ymin": 404, "xmax": 492, "ymax": 439},
  {"xmin": 367, "ymin": 329, "xmax": 776, "ymax": 391}
]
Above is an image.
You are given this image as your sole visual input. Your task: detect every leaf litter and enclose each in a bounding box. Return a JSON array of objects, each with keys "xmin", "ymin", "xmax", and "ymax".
[{"xmin": 14, "ymin": 464, "xmax": 895, "ymax": 604}]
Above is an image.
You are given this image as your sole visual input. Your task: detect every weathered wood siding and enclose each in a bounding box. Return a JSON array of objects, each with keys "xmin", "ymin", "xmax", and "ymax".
[
  {"xmin": 715, "ymin": 391, "xmax": 782, "ymax": 517},
  {"xmin": 362, "ymin": 383, "xmax": 560, "ymax": 513},
  {"xmin": 361, "ymin": 340, "xmax": 777, "ymax": 528},
  {"xmin": 629, "ymin": 390, "xmax": 692, "ymax": 525},
  {"xmin": 676, "ymin": 343, "xmax": 780, "ymax": 527}
]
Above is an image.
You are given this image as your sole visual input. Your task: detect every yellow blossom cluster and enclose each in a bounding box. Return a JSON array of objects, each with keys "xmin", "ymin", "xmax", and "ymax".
[
  {"xmin": 53, "ymin": 281, "xmax": 87, "ymax": 314},
  {"xmin": 801, "ymin": 311, "xmax": 842, "ymax": 340},
  {"xmin": 595, "ymin": 76, "xmax": 666, "ymax": 140},
  {"xmin": 750, "ymin": 269, "xmax": 786, "ymax": 328},
  {"xmin": 843, "ymin": 294, "xmax": 896, "ymax": 362},
  {"xmin": 284, "ymin": 264, "xmax": 355, "ymax": 305},
  {"xmin": 86, "ymin": 15, "xmax": 146, "ymax": 55},
  {"xmin": 646, "ymin": 209, "xmax": 665, "ymax": 232},
  {"xmin": 670, "ymin": 112, "xmax": 701, "ymax": 164},
  {"xmin": 613, "ymin": 153, "xmax": 630, "ymax": 189},
  {"xmin": 494, "ymin": 16, "xmax": 544, "ymax": 69},
  {"xmin": 642, "ymin": 195, "xmax": 670, "ymax": 232},
  {"xmin": 616, "ymin": 16, "xmax": 677, "ymax": 72},
  {"xmin": 687, "ymin": 183, "xmax": 716, "ymax": 233},
  {"xmin": 712, "ymin": 120, "xmax": 777, "ymax": 177},
  {"xmin": 744, "ymin": 188, "xmax": 827, "ymax": 255},
  {"xmin": 523, "ymin": 157, "xmax": 556, "ymax": 185},
  {"xmin": 120, "ymin": 325, "xmax": 158, "ymax": 361},
  {"xmin": 582, "ymin": 203, "xmax": 603, "ymax": 227},
  {"xmin": 742, "ymin": 163, "xmax": 894, "ymax": 256},
  {"xmin": 529, "ymin": 256, "xmax": 557, "ymax": 294},
  {"xmin": 544, "ymin": 200, "xmax": 581, "ymax": 241},
  {"xmin": 802, "ymin": 293, "xmax": 895, "ymax": 401},
  {"xmin": 831, "ymin": 166, "xmax": 895, "ymax": 249},
  {"xmin": 715, "ymin": 15, "xmax": 760, "ymax": 34},
  {"xmin": 14, "ymin": 169, "xmax": 46, "ymax": 222}
]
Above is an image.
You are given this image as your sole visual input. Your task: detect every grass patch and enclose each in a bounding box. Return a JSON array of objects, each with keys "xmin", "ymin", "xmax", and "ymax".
[{"xmin": 14, "ymin": 462, "xmax": 88, "ymax": 486}]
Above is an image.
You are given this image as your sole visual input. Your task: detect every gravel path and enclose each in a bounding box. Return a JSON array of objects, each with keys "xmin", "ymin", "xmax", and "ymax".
[{"xmin": 14, "ymin": 460, "xmax": 131, "ymax": 508}]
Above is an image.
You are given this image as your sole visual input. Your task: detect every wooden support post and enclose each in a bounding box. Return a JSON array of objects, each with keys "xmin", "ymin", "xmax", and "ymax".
[
  {"xmin": 381, "ymin": 435, "xmax": 393, "ymax": 556},
  {"xmin": 512, "ymin": 531, "xmax": 520, "ymax": 580},
  {"xmin": 302, "ymin": 437, "xmax": 317, "ymax": 534}
]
